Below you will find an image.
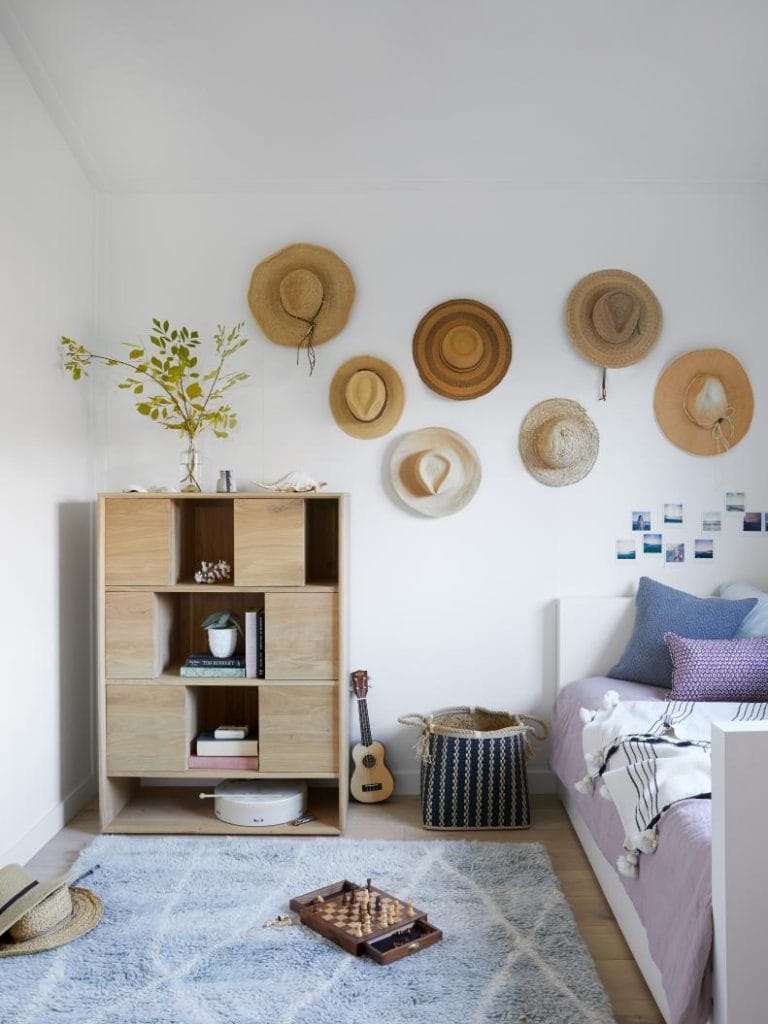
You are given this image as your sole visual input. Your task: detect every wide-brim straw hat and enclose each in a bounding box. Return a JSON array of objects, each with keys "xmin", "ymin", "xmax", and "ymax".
[
  {"xmin": 519, "ymin": 398, "xmax": 599, "ymax": 487},
  {"xmin": 0, "ymin": 863, "xmax": 102, "ymax": 957},
  {"xmin": 654, "ymin": 348, "xmax": 753, "ymax": 456},
  {"xmin": 329, "ymin": 356, "xmax": 405, "ymax": 439},
  {"xmin": 412, "ymin": 299, "xmax": 511, "ymax": 400},
  {"xmin": 248, "ymin": 243, "xmax": 355, "ymax": 348},
  {"xmin": 389, "ymin": 427, "xmax": 481, "ymax": 517},
  {"xmin": 566, "ymin": 269, "xmax": 662, "ymax": 368}
]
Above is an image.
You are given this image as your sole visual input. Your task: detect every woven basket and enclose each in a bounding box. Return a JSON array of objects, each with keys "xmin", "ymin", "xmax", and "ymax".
[{"xmin": 398, "ymin": 706, "xmax": 548, "ymax": 830}]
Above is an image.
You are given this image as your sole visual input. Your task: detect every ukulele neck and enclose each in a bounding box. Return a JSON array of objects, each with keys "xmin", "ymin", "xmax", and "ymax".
[{"xmin": 356, "ymin": 697, "xmax": 373, "ymax": 748}]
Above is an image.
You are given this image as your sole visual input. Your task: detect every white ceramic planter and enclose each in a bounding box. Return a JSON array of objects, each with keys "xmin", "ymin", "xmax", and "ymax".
[{"xmin": 207, "ymin": 627, "xmax": 237, "ymax": 658}]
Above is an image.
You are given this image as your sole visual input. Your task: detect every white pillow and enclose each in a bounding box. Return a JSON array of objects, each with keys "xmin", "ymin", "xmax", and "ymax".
[{"xmin": 719, "ymin": 581, "xmax": 768, "ymax": 636}]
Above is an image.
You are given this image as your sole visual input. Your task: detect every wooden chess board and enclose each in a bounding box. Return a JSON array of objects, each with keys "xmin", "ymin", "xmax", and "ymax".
[{"xmin": 290, "ymin": 879, "xmax": 442, "ymax": 964}]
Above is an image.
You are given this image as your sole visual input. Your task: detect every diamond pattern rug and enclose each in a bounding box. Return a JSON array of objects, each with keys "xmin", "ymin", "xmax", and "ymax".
[{"xmin": 2, "ymin": 836, "xmax": 615, "ymax": 1024}]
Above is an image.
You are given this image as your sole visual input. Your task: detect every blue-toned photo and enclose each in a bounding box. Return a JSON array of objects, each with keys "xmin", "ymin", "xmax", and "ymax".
[
  {"xmin": 643, "ymin": 533, "xmax": 662, "ymax": 554},
  {"xmin": 632, "ymin": 511, "xmax": 652, "ymax": 531},
  {"xmin": 694, "ymin": 539, "xmax": 714, "ymax": 559}
]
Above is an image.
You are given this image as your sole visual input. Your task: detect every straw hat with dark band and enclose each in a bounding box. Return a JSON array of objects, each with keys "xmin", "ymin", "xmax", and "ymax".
[
  {"xmin": 389, "ymin": 427, "xmax": 481, "ymax": 517},
  {"xmin": 248, "ymin": 244, "xmax": 355, "ymax": 368},
  {"xmin": 0, "ymin": 864, "xmax": 102, "ymax": 957},
  {"xmin": 329, "ymin": 356, "xmax": 405, "ymax": 439},
  {"xmin": 412, "ymin": 299, "xmax": 511, "ymax": 400},
  {"xmin": 654, "ymin": 348, "xmax": 753, "ymax": 456},
  {"xmin": 566, "ymin": 269, "xmax": 662, "ymax": 368},
  {"xmin": 519, "ymin": 398, "xmax": 599, "ymax": 486}
]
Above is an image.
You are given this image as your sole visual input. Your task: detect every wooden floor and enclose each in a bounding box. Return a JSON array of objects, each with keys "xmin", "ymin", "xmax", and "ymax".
[{"xmin": 26, "ymin": 793, "xmax": 663, "ymax": 1024}]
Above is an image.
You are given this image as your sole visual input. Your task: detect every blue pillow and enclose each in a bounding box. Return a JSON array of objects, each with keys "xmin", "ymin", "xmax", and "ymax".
[
  {"xmin": 607, "ymin": 576, "xmax": 757, "ymax": 687},
  {"xmin": 719, "ymin": 581, "xmax": 768, "ymax": 637}
]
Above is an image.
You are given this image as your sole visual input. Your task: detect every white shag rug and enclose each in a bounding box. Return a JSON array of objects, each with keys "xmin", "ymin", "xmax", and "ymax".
[{"xmin": 2, "ymin": 837, "xmax": 615, "ymax": 1024}]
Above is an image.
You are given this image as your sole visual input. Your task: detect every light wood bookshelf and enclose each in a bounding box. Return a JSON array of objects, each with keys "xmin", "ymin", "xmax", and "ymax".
[{"xmin": 97, "ymin": 492, "xmax": 348, "ymax": 835}]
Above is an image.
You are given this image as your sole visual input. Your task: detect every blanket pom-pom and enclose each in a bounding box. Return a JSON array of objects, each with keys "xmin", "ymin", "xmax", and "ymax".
[
  {"xmin": 617, "ymin": 853, "xmax": 639, "ymax": 878},
  {"xmin": 579, "ymin": 707, "xmax": 595, "ymax": 724},
  {"xmin": 598, "ymin": 784, "xmax": 613, "ymax": 802},
  {"xmin": 575, "ymin": 777, "xmax": 594, "ymax": 794},
  {"xmin": 602, "ymin": 690, "xmax": 620, "ymax": 709},
  {"xmin": 637, "ymin": 829, "xmax": 658, "ymax": 854}
]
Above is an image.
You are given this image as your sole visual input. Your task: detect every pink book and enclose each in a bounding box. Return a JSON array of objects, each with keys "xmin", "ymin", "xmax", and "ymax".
[{"xmin": 188, "ymin": 754, "xmax": 260, "ymax": 770}]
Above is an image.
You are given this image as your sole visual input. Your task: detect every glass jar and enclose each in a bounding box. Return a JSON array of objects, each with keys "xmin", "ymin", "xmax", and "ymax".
[{"xmin": 179, "ymin": 438, "xmax": 202, "ymax": 492}]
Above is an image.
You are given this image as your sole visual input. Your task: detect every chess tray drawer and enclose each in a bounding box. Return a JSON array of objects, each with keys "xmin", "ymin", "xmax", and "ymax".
[{"xmin": 363, "ymin": 920, "xmax": 443, "ymax": 964}]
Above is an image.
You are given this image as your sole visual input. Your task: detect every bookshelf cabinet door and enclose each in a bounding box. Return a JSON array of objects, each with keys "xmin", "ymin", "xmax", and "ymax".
[
  {"xmin": 234, "ymin": 499, "xmax": 305, "ymax": 586},
  {"xmin": 266, "ymin": 592, "xmax": 338, "ymax": 679},
  {"xmin": 106, "ymin": 684, "xmax": 188, "ymax": 773},
  {"xmin": 105, "ymin": 592, "xmax": 164, "ymax": 678},
  {"xmin": 259, "ymin": 686, "xmax": 337, "ymax": 772},
  {"xmin": 105, "ymin": 498, "xmax": 172, "ymax": 585}
]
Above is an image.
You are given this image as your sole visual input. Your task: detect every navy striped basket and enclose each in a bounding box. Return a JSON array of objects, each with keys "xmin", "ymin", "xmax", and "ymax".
[{"xmin": 398, "ymin": 707, "xmax": 548, "ymax": 830}]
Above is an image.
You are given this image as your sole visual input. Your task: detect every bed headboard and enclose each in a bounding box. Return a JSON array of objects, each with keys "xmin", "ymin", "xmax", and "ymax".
[{"xmin": 556, "ymin": 597, "xmax": 635, "ymax": 690}]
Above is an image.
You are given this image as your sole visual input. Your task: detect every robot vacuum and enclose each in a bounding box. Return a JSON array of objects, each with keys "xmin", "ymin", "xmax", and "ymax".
[{"xmin": 199, "ymin": 780, "xmax": 307, "ymax": 827}]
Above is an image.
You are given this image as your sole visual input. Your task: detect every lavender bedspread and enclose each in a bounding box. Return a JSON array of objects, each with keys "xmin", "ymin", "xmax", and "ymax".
[{"xmin": 550, "ymin": 677, "xmax": 712, "ymax": 1024}]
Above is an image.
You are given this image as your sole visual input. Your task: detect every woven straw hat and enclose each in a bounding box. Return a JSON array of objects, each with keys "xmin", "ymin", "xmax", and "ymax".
[
  {"xmin": 519, "ymin": 398, "xmax": 599, "ymax": 487},
  {"xmin": 389, "ymin": 427, "xmax": 481, "ymax": 517},
  {"xmin": 329, "ymin": 356, "xmax": 405, "ymax": 439},
  {"xmin": 412, "ymin": 299, "xmax": 511, "ymax": 400},
  {"xmin": 248, "ymin": 243, "xmax": 355, "ymax": 351},
  {"xmin": 566, "ymin": 269, "xmax": 662, "ymax": 368},
  {"xmin": 654, "ymin": 348, "xmax": 753, "ymax": 456},
  {"xmin": 0, "ymin": 864, "xmax": 102, "ymax": 957}
]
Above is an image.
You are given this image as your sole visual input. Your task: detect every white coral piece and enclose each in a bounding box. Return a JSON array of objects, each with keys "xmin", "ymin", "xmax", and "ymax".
[{"xmin": 194, "ymin": 559, "xmax": 232, "ymax": 584}]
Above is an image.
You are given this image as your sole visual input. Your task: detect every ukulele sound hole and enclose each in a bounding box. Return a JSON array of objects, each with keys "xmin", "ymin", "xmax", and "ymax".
[{"xmin": 362, "ymin": 754, "xmax": 377, "ymax": 769}]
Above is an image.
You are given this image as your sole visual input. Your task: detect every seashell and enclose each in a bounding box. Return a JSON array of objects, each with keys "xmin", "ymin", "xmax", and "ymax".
[{"xmin": 254, "ymin": 472, "xmax": 327, "ymax": 493}]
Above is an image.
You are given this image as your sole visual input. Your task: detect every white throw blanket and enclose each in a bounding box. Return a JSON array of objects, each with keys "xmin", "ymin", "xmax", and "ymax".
[{"xmin": 576, "ymin": 692, "xmax": 768, "ymax": 876}]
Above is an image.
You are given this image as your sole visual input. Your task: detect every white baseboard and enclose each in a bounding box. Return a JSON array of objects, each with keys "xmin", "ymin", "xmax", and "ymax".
[
  {"xmin": 393, "ymin": 767, "xmax": 556, "ymax": 797},
  {"xmin": 2, "ymin": 774, "xmax": 97, "ymax": 868}
]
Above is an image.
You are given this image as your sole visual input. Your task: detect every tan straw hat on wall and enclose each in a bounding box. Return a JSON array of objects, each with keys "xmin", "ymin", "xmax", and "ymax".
[
  {"xmin": 329, "ymin": 356, "xmax": 404, "ymax": 439},
  {"xmin": 519, "ymin": 398, "xmax": 599, "ymax": 486},
  {"xmin": 248, "ymin": 243, "xmax": 355, "ymax": 368},
  {"xmin": 389, "ymin": 427, "xmax": 481, "ymax": 517},
  {"xmin": 654, "ymin": 348, "xmax": 753, "ymax": 455},
  {"xmin": 566, "ymin": 269, "xmax": 662, "ymax": 368},
  {"xmin": 0, "ymin": 864, "xmax": 102, "ymax": 957},
  {"xmin": 413, "ymin": 299, "xmax": 511, "ymax": 400}
]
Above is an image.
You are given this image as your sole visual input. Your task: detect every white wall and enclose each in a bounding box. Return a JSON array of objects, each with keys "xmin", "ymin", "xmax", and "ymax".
[
  {"xmin": 92, "ymin": 186, "xmax": 768, "ymax": 791},
  {"xmin": 0, "ymin": 31, "xmax": 96, "ymax": 862}
]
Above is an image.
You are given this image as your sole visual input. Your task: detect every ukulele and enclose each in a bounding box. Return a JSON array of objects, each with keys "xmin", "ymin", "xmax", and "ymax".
[{"xmin": 350, "ymin": 669, "xmax": 395, "ymax": 803}]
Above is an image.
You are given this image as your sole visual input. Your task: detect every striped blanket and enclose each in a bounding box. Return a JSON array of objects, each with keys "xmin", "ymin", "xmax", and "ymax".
[{"xmin": 576, "ymin": 691, "xmax": 768, "ymax": 876}]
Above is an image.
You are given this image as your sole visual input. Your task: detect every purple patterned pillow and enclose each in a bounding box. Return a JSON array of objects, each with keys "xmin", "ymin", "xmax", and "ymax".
[{"xmin": 664, "ymin": 632, "xmax": 768, "ymax": 701}]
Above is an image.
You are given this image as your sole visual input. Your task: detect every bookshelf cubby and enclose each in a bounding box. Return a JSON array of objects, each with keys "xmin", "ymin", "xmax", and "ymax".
[{"xmin": 98, "ymin": 492, "xmax": 348, "ymax": 834}]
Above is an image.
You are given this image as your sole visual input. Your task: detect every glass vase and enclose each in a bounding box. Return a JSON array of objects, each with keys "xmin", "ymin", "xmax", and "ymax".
[{"xmin": 179, "ymin": 438, "xmax": 202, "ymax": 492}]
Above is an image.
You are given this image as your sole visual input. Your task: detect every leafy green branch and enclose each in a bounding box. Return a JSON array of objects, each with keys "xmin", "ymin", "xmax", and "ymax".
[{"xmin": 61, "ymin": 319, "xmax": 249, "ymax": 440}]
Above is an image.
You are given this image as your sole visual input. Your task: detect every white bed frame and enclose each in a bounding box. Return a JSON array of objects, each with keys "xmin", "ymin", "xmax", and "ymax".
[{"xmin": 557, "ymin": 597, "xmax": 768, "ymax": 1024}]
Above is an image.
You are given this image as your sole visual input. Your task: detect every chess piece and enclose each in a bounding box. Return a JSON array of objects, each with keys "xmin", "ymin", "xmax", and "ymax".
[{"xmin": 407, "ymin": 902, "xmax": 415, "ymax": 918}]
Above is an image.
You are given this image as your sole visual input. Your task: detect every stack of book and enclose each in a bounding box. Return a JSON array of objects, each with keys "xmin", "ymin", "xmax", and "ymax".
[
  {"xmin": 188, "ymin": 724, "xmax": 260, "ymax": 769},
  {"xmin": 180, "ymin": 654, "xmax": 246, "ymax": 678}
]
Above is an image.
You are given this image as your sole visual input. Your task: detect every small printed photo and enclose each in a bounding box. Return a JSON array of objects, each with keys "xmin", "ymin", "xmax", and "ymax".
[
  {"xmin": 643, "ymin": 533, "xmax": 662, "ymax": 554},
  {"xmin": 702, "ymin": 511, "xmax": 722, "ymax": 532},
  {"xmin": 616, "ymin": 539, "xmax": 636, "ymax": 561},
  {"xmin": 743, "ymin": 512, "xmax": 762, "ymax": 532},
  {"xmin": 694, "ymin": 538, "xmax": 714, "ymax": 560},
  {"xmin": 665, "ymin": 542, "xmax": 685, "ymax": 563},
  {"xmin": 726, "ymin": 491, "xmax": 746, "ymax": 513},
  {"xmin": 663, "ymin": 503, "xmax": 683, "ymax": 525},
  {"xmin": 632, "ymin": 511, "xmax": 652, "ymax": 531}
]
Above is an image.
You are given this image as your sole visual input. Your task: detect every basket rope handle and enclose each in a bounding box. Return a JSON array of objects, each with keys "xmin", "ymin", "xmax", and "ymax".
[{"xmin": 519, "ymin": 715, "xmax": 549, "ymax": 742}]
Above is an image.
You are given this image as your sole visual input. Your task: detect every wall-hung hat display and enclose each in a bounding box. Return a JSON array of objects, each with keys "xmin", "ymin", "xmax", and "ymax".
[
  {"xmin": 653, "ymin": 348, "xmax": 753, "ymax": 455},
  {"xmin": 412, "ymin": 299, "xmax": 511, "ymax": 400},
  {"xmin": 0, "ymin": 864, "xmax": 103, "ymax": 957},
  {"xmin": 329, "ymin": 355, "xmax": 405, "ymax": 439},
  {"xmin": 519, "ymin": 398, "xmax": 599, "ymax": 487},
  {"xmin": 566, "ymin": 269, "xmax": 662, "ymax": 369},
  {"xmin": 389, "ymin": 427, "xmax": 481, "ymax": 517},
  {"xmin": 248, "ymin": 243, "xmax": 355, "ymax": 372}
]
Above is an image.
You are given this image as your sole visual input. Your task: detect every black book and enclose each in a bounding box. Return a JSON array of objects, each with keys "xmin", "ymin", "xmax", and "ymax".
[{"xmin": 185, "ymin": 653, "xmax": 246, "ymax": 669}]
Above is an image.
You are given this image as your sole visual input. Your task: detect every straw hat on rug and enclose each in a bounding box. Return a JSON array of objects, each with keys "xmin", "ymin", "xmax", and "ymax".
[
  {"xmin": 566, "ymin": 269, "xmax": 662, "ymax": 368},
  {"xmin": 412, "ymin": 299, "xmax": 512, "ymax": 400},
  {"xmin": 389, "ymin": 427, "xmax": 481, "ymax": 517},
  {"xmin": 329, "ymin": 356, "xmax": 405, "ymax": 439},
  {"xmin": 0, "ymin": 863, "xmax": 102, "ymax": 957},
  {"xmin": 519, "ymin": 398, "xmax": 599, "ymax": 486},
  {"xmin": 654, "ymin": 348, "xmax": 753, "ymax": 455},
  {"xmin": 248, "ymin": 244, "xmax": 355, "ymax": 369}
]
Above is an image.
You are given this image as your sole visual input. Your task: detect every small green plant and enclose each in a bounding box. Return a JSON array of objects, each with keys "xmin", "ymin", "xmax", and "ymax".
[{"xmin": 200, "ymin": 610, "xmax": 243, "ymax": 635}]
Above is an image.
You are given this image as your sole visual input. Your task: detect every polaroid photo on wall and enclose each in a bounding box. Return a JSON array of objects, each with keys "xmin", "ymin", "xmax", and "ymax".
[
  {"xmin": 694, "ymin": 539, "xmax": 714, "ymax": 559},
  {"xmin": 665, "ymin": 542, "xmax": 685, "ymax": 563},
  {"xmin": 702, "ymin": 512, "xmax": 722, "ymax": 532},
  {"xmin": 616, "ymin": 540, "xmax": 636, "ymax": 560},
  {"xmin": 743, "ymin": 512, "xmax": 762, "ymax": 532},
  {"xmin": 632, "ymin": 511, "xmax": 652, "ymax": 531},
  {"xmin": 643, "ymin": 533, "xmax": 662, "ymax": 554},
  {"xmin": 726, "ymin": 491, "xmax": 746, "ymax": 513},
  {"xmin": 663, "ymin": 503, "xmax": 683, "ymax": 525}
]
